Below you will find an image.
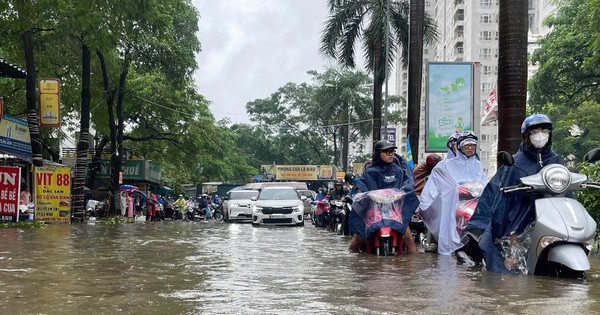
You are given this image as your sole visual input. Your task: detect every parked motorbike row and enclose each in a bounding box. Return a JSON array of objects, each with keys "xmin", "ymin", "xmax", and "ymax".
[
  {"xmin": 84, "ymin": 200, "xmax": 224, "ymax": 222},
  {"xmin": 310, "ymin": 196, "xmax": 352, "ymax": 235}
]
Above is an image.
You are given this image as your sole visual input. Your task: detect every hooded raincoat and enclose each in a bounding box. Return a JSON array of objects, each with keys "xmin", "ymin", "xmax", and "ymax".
[
  {"xmin": 419, "ymin": 150, "xmax": 488, "ymax": 255},
  {"xmin": 465, "ymin": 144, "xmax": 563, "ymax": 273},
  {"xmin": 350, "ymin": 153, "xmax": 419, "ymax": 239}
]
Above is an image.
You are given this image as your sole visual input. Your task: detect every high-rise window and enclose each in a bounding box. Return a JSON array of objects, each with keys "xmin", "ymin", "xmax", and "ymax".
[
  {"xmin": 479, "ymin": 48, "xmax": 492, "ymax": 58},
  {"xmin": 480, "ymin": 0, "xmax": 492, "ymax": 6},
  {"xmin": 480, "ymin": 14, "xmax": 493, "ymax": 23},
  {"xmin": 480, "ymin": 31, "xmax": 493, "ymax": 40}
]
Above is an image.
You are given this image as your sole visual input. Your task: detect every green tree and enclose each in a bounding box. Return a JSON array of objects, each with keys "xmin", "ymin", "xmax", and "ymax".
[
  {"xmin": 529, "ymin": 0, "xmax": 600, "ymax": 160},
  {"xmin": 320, "ymin": 0, "xmax": 437, "ymax": 146}
]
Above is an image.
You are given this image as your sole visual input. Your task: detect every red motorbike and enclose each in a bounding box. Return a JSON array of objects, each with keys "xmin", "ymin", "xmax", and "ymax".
[
  {"xmin": 455, "ymin": 182, "xmax": 485, "ymax": 235},
  {"xmin": 353, "ymin": 189, "xmax": 415, "ymax": 257}
]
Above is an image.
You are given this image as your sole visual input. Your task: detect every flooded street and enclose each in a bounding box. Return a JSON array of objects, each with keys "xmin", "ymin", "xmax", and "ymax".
[{"xmin": 1, "ymin": 221, "xmax": 600, "ymax": 314}]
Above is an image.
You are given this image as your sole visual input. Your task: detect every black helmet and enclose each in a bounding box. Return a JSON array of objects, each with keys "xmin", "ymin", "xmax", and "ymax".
[
  {"xmin": 344, "ymin": 172, "xmax": 355, "ymax": 184},
  {"xmin": 374, "ymin": 140, "xmax": 397, "ymax": 152}
]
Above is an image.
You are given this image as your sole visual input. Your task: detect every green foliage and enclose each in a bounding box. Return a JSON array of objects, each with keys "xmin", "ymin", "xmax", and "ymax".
[
  {"xmin": 576, "ymin": 162, "xmax": 600, "ymax": 222},
  {"xmin": 528, "ymin": 0, "xmax": 600, "ymax": 160}
]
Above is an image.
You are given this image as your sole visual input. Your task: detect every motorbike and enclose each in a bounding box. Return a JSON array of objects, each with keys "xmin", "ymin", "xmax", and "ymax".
[
  {"xmin": 210, "ymin": 203, "xmax": 225, "ymax": 221},
  {"xmin": 491, "ymin": 149, "xmax": 600, "ymax": 278},
  {"xmin": 18, "ymin": 203, "xmax": 35, "ymax": 222},
  {"xmin": 185, "ymin": 206, "xmax": 204, "ymax": 221},
  {"xmin": 353, "ymin": 189, "xmax": 414, "ymax": 256},
  {"xmin": 455, "ymin": 182, "xmax": 485, "ymax": 235},
  {"xmin": 329, "ymin": 199, "xmax": 345, "ymax": 234},
  {"xmin": 311, "ymin": 198, "xmax": 330, "ymax": 228},
  {"xmin": 85, "ymin": 199, "xmax": 107, "ymax": 218},
  {"xmin": 340, "ymin": 196, "xmax": 353, "ymax": 236}
]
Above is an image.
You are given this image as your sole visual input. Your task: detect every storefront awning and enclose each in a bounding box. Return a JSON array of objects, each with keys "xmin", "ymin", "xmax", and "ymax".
[{"xmin": 0, "ymin": 57, "xmax": 26, "ymax": 79}]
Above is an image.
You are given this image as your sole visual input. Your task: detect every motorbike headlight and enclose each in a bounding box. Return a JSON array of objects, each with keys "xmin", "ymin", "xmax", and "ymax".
[
  {"xmin": 542, "ymin": 165, "xmax": 571, "ymax": 194},
  {"xmin": 537, "ymin": 235, "xmax": 563, "ymax": 257}
]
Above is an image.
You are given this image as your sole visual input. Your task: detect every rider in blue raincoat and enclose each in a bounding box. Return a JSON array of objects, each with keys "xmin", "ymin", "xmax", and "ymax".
[
  {"xmin": 463, "ymin": 114, "xmax": 565, "ymax": 273},
  {"xmin": 348, "ymin": 140, "xmax": 420, "ymax": 254}
]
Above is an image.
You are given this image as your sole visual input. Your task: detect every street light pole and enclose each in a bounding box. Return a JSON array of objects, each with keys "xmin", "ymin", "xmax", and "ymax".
[{"xmin": 342, "ymin": 101, "xmax": 350, "ymax": 172}]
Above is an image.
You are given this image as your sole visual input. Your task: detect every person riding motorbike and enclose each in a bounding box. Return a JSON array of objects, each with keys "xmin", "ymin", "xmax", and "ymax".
[
  {"xmin": 348, "ymin": 140, "xmax": 419, "ymax": 254},
  {"xmin": 174, "ymin": 194, "xmax": 187, "ymax": 211},
  {"xmin": 462, "ymin": 114, "xmax": 566, "ymax": 273},
  {"xmin": 329, "ymin": 181, "xmax": 349, "ymax": 201},
  {"xmin": 419, "ymin": 131, "xmax": 488, "ymax": 255}
]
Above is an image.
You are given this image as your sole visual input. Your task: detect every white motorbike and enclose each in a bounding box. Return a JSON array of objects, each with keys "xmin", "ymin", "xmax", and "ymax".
[{"xmin": 496, "ymin": 148, "xmax": 600, "ymax": 278}]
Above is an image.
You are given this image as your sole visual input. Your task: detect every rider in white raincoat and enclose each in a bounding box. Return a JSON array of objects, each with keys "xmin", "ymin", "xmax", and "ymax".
[{"xmin": 419, "ymin": 132, "xmax": 488, "ymax": 255}]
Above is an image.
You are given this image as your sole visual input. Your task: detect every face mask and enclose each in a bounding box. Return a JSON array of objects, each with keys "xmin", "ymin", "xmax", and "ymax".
[{"xmin": 529, "ymin": 131, "xmax": 549, "ymax": 149}]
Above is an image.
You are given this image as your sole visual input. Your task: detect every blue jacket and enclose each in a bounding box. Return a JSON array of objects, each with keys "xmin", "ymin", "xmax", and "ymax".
[{"xmin": 466, "ymin": 143, "xmax": 564, "ymax": 273}]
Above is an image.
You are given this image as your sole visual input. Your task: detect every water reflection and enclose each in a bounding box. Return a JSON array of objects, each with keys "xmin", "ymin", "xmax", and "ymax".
[{"xmin": 0, "ymin": 222, "xmax": 599, "ymax": 314}]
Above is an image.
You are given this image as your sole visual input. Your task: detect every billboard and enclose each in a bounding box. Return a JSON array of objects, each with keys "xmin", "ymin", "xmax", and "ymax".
[
  {"xmin": 0, "ymin": 166, "xmax": 21, "ymax": 222},
  {"xmin": 0, "ymin": 114, "xmax": 33, "ymax": 162},
  {"xmin": 260, "ymin": 165, "xmax": 334, "ymax": 181},
  {"xmin": 425, "ymin": 63, "xmax": 474, "ymax": 152},
  {"xmin": 39, "ymin": 79, "xmax": 61, "ymax": 127},
  {"xmin": 34, "ymin": 165, "xmax": 71, "ymax": 222}
]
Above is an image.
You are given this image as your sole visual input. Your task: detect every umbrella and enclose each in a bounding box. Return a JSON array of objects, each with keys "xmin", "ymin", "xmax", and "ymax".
[{"xmin": 120, "ymin": 184, "xmax": 139, "ymax": 191}]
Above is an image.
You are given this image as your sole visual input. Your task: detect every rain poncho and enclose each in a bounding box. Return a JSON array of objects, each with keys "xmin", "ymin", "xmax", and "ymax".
[
  {"xmin": 419, "ymin": 151, "xmax": 488, "ymax": 255},
  {"xmin": 465, "ymin": 144, "xmax": 564, "ymax": 273},
  {"xmin": 350, "ymin": 154, "xmax": 419, "ymax": 239}
]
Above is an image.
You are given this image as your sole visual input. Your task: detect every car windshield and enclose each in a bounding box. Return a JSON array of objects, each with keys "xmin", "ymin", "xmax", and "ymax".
[
  {"xmin": 229, "ymin": 191, "xmax": 259, "ymax": 200},
  {"xmin": 298, "ymin": 191, "xmax": 313, "ymax": 197},
  {"xmin": 259, "ymin": 189, "xmax": 298, "ymax": 200}
]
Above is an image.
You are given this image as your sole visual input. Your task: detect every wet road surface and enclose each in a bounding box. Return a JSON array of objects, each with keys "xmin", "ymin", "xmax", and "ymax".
[{"xmin": 1, "ymin": 221, "xmax": 599, "ymax": 314}]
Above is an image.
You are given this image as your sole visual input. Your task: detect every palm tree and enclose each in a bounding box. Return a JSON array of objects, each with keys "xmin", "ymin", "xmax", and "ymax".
[
  {"xmin": 321, "ymin": 0, "xmax": 437, "ymax": 145},
  {"xmin": 497, "ymin": 0, "xmax": 528, "ymax": 152}
]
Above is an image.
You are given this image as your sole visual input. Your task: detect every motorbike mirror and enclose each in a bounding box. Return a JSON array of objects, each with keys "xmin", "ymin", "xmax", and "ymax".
[
  {"xmin": 583, "ymin": 148, "xmax": 600, "ymax": 164},
  {"xmin": 497, "ymin": 151, "xmax": 514, "ymax": 167}
]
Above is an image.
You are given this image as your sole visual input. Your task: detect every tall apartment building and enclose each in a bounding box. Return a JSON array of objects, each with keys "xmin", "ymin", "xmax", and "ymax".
[{"xmin": 395, "ymin": 0, "xmax": 556, "ymax": 177}]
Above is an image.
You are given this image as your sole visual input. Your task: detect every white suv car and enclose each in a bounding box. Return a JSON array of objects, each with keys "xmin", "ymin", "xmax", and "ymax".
[
  {"xmin": 251, "ymin": 186, "xmax": 305, "ymax": 226},
  {"xmin": 223, "ymin": 190, "xmax": 259, "ymax": 222}
]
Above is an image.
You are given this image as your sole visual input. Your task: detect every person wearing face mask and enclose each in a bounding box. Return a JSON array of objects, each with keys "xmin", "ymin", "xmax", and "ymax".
[
  {"xmin": 418, "ymin": 131, "xmax": 488, "ymax": 255},
  {"xmin": 460, "ymin": 114, "xmax": 566, "ymax": 273}
]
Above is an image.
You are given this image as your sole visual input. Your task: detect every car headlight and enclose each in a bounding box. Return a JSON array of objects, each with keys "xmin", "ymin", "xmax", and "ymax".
[
  {"xmin": 293, "ymin": 205, "xmax": 302, "ymax": 213},
  {"xmin": 230, "ymin": 203, "xmax": 239, "ymax": 208},
  {"xmin": 542, "ymin": 165, "xmax": 571, "ymax": 194},
  {"xmin": 537, "ymin": 235, "xmax": 563, "ymax": 256},
  {"xmin": 253, "ymin": 206, "xmax": 263, "ymax": 214}
]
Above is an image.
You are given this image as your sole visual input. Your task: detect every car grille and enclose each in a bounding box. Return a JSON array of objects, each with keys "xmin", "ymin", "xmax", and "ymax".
[
  {"xmin": 262, "ymin": 218, "xmax": 294, "ymax": 224},
  {"xmin": 261, "ymin": 207, "xmax": 294, "ymax": 214}
]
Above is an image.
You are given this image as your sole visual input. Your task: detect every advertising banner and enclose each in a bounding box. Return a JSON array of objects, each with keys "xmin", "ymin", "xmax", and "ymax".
[
  {"xmin": 0, "ymin": 114, "xmax": 33, "ymax": 162},
  {"xmin": 0, "ymin": 166, "xmax": 21, "ymax": 222},
  {"xmin": 260, "ymin": 165, "xmax": 334, "ymax": 181},
  {"xmin": 34, "ymin": 165, "xmax": 71, "ymax": 222},
  {"xmin": 39, "ymin": 79, "xmax": 61, "ymax": 128},
  {"xmin": 481, "ymin": 86, "xmax": 498, "ymax": 125},
  {"xmin": 380, "ymin": 127, "xmax": 397, "ymax": 145},
  {"xmin": 426, "ymin": 63, "xmax": 474, "ymax": 152}
]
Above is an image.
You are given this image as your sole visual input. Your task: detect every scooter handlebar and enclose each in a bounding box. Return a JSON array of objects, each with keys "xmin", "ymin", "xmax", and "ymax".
[
  {"xmin": 582, "ymin": 182, "xmax": 600, "ymax": 189},
  {"xmin": 500, "ymin": 185, "xmax": 532, "ymax": 193}
]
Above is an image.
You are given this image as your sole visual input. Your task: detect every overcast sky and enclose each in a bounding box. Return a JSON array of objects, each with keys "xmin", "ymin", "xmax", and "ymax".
[{"xmin": 192, "ymin": 0, "xmax": 333, "ymax": 124}]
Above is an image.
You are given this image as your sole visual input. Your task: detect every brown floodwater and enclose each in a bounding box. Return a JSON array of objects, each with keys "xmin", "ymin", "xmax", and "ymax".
[{"xmin": 1, "ymin": 221, "xmax": 599, "ymax": 314}]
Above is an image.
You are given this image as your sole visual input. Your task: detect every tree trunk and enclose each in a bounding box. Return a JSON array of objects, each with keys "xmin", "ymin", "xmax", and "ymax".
[
  {"xmin": 112, "ymin": 53, "xmax": 130, "ymax": 216},
  {"xmin": 86, "ymin": 136, "xmax": 109, "ymax": 189},
  {"xmin": 407, "ymin": 0, "xmax": 425, "ymax": 165},
  {"xmin": 372, "ymin": 40, "xmax": 384, "ymax": 145},
  {"xmin": 72, "ymin": 41, "xmax": 92, "ymax": 222},
  {"xmin": 342, "ymin": 104, "xmax": 349, "ymax": 172},
  {"xmin": 22, "ymin": 30, "xmax": 43, "ymax": 167},
  {"xmin": 497, "ymin": 0, "xmax": 528, "ymax": 153},
  {"xmin": 96, "ymin": 50, "xmax": 118, "ymax": 215}
]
